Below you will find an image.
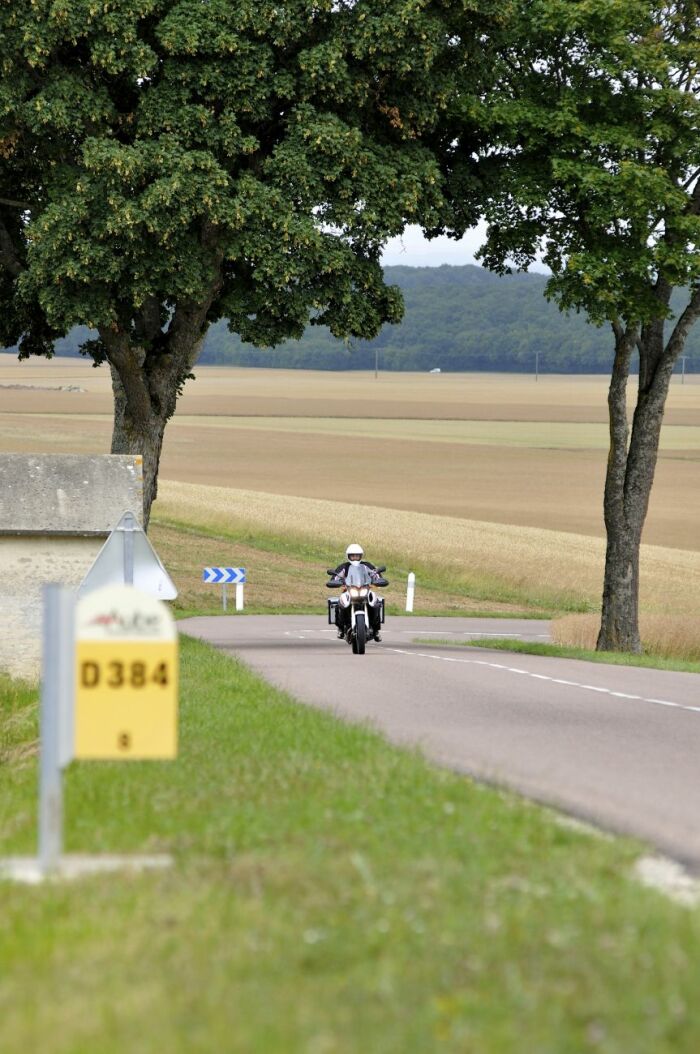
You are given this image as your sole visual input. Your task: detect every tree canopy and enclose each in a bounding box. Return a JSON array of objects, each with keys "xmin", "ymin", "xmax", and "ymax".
[{"xmin": 469, "ymin": 0, "xmax": 700, "ymax": 322}]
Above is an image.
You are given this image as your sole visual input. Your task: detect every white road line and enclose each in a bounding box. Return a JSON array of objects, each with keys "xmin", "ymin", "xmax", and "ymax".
[
  {"xmin": 386, "ymin": 648, "xmax": 699, "ymax": 716},
  {"xmin": 401, "ymin": 631, "xmax": 550, "ymax": 639}
]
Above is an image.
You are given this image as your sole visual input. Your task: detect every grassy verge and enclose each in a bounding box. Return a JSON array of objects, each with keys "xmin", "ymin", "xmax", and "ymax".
[
  {"xmin": 552, "ymin": 612, "xmax": 700, "ymax": 664},
  {"xmin": 2, "ymin": 639, "xmax": 700, "ymax": 1052},
  {"xmin": 150, "ymin": 519, "xmax": 558, "ymax": 619},
  {"xmin": 413, "ymin": 638, "xmax": 700, "ymax": 675}
]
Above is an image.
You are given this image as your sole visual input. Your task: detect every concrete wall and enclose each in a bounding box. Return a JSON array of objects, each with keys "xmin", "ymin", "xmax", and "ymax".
[
  {"xmin": 0, "ymin": 453, "xmax": 143, "ymax": 533},
  {"xmin": 0, "ymin": 537, "xmax": 103, "ymax": 680},
  {"xmin": 0, "ymin": 454, "xmax": 143, "ymax": 679}
]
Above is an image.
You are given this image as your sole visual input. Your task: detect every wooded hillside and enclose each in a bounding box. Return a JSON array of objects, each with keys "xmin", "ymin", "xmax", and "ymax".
[{"xmin": 32, "ymin": 265, "xmax": 700, "ymax": 372}]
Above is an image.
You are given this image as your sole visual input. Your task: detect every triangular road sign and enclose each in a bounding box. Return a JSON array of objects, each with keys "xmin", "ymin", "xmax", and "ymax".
[{"xmin": 79, "ymin": 511, "xmax": 178, "ymax": 600}]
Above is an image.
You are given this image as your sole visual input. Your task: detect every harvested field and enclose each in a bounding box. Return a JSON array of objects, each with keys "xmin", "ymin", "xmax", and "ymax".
[
  {"xmin": 2, "ymin": 357, "xmax": 699, "ymax": 551},
  {"xmin": 2, "ymin": 354, "xmax": 700, "ymax": 422}
]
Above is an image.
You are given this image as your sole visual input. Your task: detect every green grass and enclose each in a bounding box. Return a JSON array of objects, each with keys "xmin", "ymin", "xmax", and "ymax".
[
  {"xmin": 3, "ymin": 639, "xmax": 700, "ymax": 1052},
  {"xmin": 413, "ymin": 637, "xmax": 700, "ymax": 675},
  {"xmin": 152, "ymin": 514, "xmax": 567, "ymax": 619}
]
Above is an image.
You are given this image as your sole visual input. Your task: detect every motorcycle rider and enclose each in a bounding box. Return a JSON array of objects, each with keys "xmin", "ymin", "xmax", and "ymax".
[{"xmin": 329, "ymin": 543, "xmax": 385, "ymax": 642}]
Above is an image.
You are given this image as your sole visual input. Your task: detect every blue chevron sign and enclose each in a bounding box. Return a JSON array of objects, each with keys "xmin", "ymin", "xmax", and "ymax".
[{"xmin": 202, "ymin": 567, "xmax": 246, "ymax": 585}]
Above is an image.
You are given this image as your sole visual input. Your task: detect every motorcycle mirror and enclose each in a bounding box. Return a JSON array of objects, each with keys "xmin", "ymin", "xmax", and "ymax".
[
  {"xmin": 326, "ymin": 569, "xmax": 336, "ymax": 575},
  {"xmin": 376, "ymin": 565, "xmax": 386, "ymax": 573}
]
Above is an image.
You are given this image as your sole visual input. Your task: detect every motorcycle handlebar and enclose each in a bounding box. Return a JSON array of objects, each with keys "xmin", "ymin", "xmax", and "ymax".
[{"xmin": 326, "ymin": 577, "xmax": 388, "ymax": 587}]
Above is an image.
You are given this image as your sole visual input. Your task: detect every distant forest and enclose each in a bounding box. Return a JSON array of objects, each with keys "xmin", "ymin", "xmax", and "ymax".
[{"xmin": 24, "ymin": 264, "xmax": 700, "ymax": 373}]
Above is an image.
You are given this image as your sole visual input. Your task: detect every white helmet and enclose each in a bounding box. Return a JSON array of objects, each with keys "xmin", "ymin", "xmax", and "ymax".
[{"xmin": 346, "ymin": 543, "xmax": 364, "ymax": 560}]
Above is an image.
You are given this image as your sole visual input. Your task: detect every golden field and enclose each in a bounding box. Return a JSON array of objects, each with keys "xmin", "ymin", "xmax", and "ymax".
[
  {"xmin": 552, "ymin": 614, "xmax": 700, "ymax": 663},
  {"xmin": 1, "ymin": 355, "xmax": 699, "ymax": 551}
]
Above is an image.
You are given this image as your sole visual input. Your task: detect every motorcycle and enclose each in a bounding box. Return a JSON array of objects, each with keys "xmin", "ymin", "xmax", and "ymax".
[{"xmin": 326, "ymin": 563, "xmax": 388, "ymax": 655}]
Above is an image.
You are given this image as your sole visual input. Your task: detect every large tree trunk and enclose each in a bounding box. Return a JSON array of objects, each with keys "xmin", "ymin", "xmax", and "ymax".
[
  {"xmin": 100, "ymin": 319, "xmax": 208, "ymax": 528},
  {"xmin": 98, "ymin": 231, "xmax": 223, "ymax": 528},
  {"xmin": 109, "ymin": 358, "xmax": 168, "ymax": 528},
  {"xmin": 597, "ymin": 322, "xmax": 642, "ymax": 651},
  {"xmin": 597, "ymin": 289, "xmax": 700, "ymax": 652}
]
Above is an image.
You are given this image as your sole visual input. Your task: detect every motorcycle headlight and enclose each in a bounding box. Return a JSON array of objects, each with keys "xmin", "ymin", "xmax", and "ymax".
[{"xmin": 349, "ymin": 586, "xmax": 369, "ymax": 598}]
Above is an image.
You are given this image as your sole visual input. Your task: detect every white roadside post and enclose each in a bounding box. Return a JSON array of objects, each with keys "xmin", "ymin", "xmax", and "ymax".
[
  {"xmin": 38, "ymin": 584, "xmax": 75, "ymax": 875},
  {"xmin": 236, "ymin": 582, "xmax": 244, "ymax": 611},
  {"xmin": 406, "ymin": 572, "xmax": 416, "ymax": 613}
]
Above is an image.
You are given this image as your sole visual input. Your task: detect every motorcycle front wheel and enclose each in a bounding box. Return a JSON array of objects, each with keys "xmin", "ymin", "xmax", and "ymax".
[{"xmin": 354, "ymin": 612, "xmax": 366, "ymax": 655}]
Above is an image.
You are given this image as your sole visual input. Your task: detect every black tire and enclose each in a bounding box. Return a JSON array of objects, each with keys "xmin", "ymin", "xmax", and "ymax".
[{"xmin": 355, "ymin": 613, "xmax": 366, "ymax": 655}]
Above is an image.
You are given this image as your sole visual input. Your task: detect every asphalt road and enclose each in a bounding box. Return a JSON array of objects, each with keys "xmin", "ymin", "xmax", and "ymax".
[{"xmin": 180, "ymin": 614, "xmax": 700, "ymax": 870}]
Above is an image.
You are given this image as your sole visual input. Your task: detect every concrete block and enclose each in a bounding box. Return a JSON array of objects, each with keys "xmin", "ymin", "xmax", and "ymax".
[
  {"xmin": 0, "ymin": 454, "xmax": 143, "ymax": 678},
  {"xmin": 0, "ymin": 453, "xmax": 143, "ymax": 534}
]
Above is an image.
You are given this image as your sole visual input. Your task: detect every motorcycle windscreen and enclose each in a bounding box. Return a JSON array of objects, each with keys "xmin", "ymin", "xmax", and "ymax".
[{"xmin": 345, "ymin": 564, "xmax": 372, "ymax": 587}]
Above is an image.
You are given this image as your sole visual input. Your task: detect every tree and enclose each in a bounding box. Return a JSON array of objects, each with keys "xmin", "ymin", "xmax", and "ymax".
[
  {"xmin": 0, "ymin": 0, "xmax": 484, "ymax": 524},
  {"xmin": 444, "ymin": 0, "xmax": 700, "ymax": 651}
]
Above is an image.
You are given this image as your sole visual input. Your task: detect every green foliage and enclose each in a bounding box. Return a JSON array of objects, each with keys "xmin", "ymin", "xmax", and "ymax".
[
  {"xmin": 0, "ymin": 0, "xmax": 481, "ymax": 357},
  {"xmin": 199, "ymin": 265, "xmax": 700, "ymax": 371},
  {"xmin": 449, "ymin": 0, "xmax": 700, "ymax": 329},
  {"xmin": 40, "ymin": 265, "xmax": 700, "ymax": 372}
]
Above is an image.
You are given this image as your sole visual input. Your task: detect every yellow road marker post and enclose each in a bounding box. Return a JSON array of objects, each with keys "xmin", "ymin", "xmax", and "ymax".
[
  {"xmin": 75, "ymin": 585, "xmax": 178, "ymax": 760},
  {"xmin": 0, "ymin": 584, "xmax": 178, "ymax": 883}
]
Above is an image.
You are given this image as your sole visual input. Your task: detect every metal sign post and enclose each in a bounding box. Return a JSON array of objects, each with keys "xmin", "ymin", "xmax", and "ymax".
[
  {"xmin": 38, "ymin": 585, "xmax": 75, "ymax": 875},
  {"xmin": 123, "ymin": 512, "xmax": 135, "ymax": 585},
  {"xmin": 203, "ymin": 567, "xmax": 246, "ymax": 611},
  {"xmin": 79, "ymin": 510, "xmax": 177, "ymax": 599}
]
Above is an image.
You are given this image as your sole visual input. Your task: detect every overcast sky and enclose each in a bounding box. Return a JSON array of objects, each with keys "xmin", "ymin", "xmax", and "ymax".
[{"xmin": 380, "ymin": 222, "xmax": 549, "ymax": 273}]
